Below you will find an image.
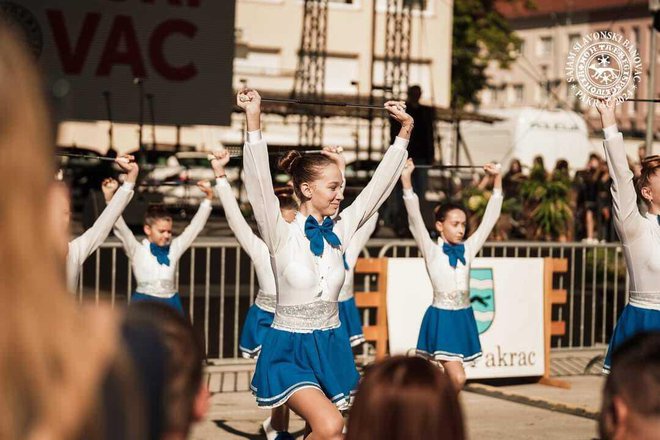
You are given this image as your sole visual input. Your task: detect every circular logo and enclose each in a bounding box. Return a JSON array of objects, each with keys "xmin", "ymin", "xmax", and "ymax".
[
  {"xmin": 565, "ymin": 31, "xmax": 643, "ymax": 106},
  {"xmin": 0, "ymin": 2, "xmax": 43, "ymax": 57}
]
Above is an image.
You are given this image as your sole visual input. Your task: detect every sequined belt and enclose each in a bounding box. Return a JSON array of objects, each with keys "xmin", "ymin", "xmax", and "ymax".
[
  {"xmin": 254, "ymin": 290, "xmax": 276, "ymax": 313},
  {"xmin": 629, "ymin": 291, "xmax": 660, "ymax": 310},
  {"xmin": 272, "ymin": 300, "xmax": 340, "ymax": 333},
  {"xmin": 432, "ymin": 290, "xmax": 470, "ymax": 310},
  {"xmin": 136, "ymin": 280, "xmax": 177, "ymax": 298}
]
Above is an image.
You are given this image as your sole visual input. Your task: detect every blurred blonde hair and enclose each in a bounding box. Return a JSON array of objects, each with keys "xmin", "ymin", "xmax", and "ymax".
[{"xmin": 0, "ymin": 22, "xmax": 123, "ymax": 440}]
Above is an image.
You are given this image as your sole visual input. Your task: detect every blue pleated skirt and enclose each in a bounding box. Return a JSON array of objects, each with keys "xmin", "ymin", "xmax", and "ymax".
[
  {"xmin": 131, "ymin": 291, "xmax": 184, "ymax": 315},
  {"xmin": 239, "ymin": 304, "xmax": 275, "ymax": 359},
  {"xmin": 603, "ymin": 304, "xmax": 660, "ymax": 372},
  {"xmin": 338, "ymin": 297, "xmax": 365, "ymax": 347},
  {"xmin": 417, "ymin": 305, "xmax": 482, "ymax": 362},
  {"xmin": 250, "ymin": 326, "xmax": 360, "ymax": 409}
]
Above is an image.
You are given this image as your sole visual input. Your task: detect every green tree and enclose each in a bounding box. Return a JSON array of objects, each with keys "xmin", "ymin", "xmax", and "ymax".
[{"xmin": 451, "ymin": 0, "xmax": 532, "ymax": 109}]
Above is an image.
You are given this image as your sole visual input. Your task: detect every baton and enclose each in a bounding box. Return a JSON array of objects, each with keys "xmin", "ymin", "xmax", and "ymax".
[
  {"xmin": 57, "ymin": 152, "xmax": 117, "ymax": 162},
  {"xmin": 260, "ymin": 97, "xmax": 391, "ymax": 111}
]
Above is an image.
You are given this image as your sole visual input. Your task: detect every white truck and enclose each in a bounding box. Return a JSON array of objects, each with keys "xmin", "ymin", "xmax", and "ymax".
[{"xmin": 458, "ymin": 107, "xmax": 598, "ymax": 173}]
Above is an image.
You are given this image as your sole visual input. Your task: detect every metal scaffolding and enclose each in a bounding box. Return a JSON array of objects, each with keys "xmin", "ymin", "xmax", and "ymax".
[
  {"xmin": 366, "ymin": 0, "xmax": 415, "ymax": 156},
  {"xmin": 292, "ymin": 0, "xmax": 329, "ymax": 149},
  {"xmin": 383, "ymin": 0, "xmax": 413, "ymax": 100}
]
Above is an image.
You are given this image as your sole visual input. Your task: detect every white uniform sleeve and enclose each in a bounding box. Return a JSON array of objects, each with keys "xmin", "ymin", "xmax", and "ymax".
[
  {"xmin": 602, "ymin": 130, "xmax": 645, "ymax": 243},
  {"xmin": 170, "ymin": 199, "xmax": 212, "ymax": 259},
  {"xmin": 242, "ymin": 133, "xmax": 291, "ymax": 254},
  {"xmin": 403, "ymin": 188, "xmax": 436, "ymax": 258},
  {"xmin": 68, "ymin": 182, "xmax": 134, "ymax": 266},
  {"xmin": 214, "ymin": 177, "xmax": 262, "ymax": 259},
  {"xmin": 112, "ymin": 216, "xmax": 140, "ymax": 258},
  {"xmin": 465, "ymin": 189, "xmax": 503, "ymax": 258},
  {"xmin": 344, "ymin": 212, "xmax": 378, "ymax": 267},
  {"xmin": 337, "ymin": 137, "xmax": 408, "ymax": 244}
]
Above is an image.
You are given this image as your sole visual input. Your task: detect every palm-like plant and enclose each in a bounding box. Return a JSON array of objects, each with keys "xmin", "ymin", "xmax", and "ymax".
[
  {"xmin": 463, "ymin": 186, "xmax": 521, "ymax": 241},
  {"xmin": 520, "ymin": 164, "xmax": 572, "ymax": 240}
]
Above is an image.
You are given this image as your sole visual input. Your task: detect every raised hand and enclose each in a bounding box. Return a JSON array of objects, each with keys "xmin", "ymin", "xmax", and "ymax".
[
  {"xmin": 115, "ymin": 155, "xmax": 139, "ymax": 183},
  {"xmin": 483, "ymin": 162, "xmax": 501, "ymax": 176},
  {"xmin": 483, "ymin": 162, "xmax": 503, "ymax": 190},
  {"xmin": 384, "ymin": 100, "xmax": 412, "ymax": 124},
  {"xmin": 236, "ymin": 88, "xmax": 262, "ymax": 114},
  {"xmin": 209, "ymin": 148, "xmax": 231, "ymax": 177},
  {"xmin": 385, "ymin": 100, "xmax": 414, "ymax": 140},
  {"xmin": 237, "ymin": 89, "xmax": 262, "ymax": 132},
  {"xmin": 595, "ymin": 98, "xmax": 617, "ymax": 129},
  {"xmin": 197, "ymin": 180, "xmax": 214, "ymax": 200},
  {"xmin": 400, "ymin": 158, "xmax": 415, "ymax": 189},
  {"xmin": 101, "ymin": 178, "xmax": 119, "ymax": 202},
  {"xmin": 320, "ymin": 146, "xmax": 346, "ymax": 173}
]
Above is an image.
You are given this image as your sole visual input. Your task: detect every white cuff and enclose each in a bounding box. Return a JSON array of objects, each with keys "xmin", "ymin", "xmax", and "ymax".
[
  {"xmin": 392, "ymin": 136, "xmax": 409, "ymax": 150},
  {"xmin": 215, "ymin": 177, "xmax": 229, "ymax": 188},
  {"xmin": 200, "ymin": 199, "xmax": 212, "ymax": 207},
  {"xmin": 402, "ymin": 188, "xmax": 415, "ymax": 198},
  {"xmin": 247, "ymin": 130, "xmax": 263, "ymax": 143},
  {"xmin": 492, "ymin": 188, "xmax": 503, "ymax": 197},
  {"xmin": 120, "ymin": 182, "xmax": 135, "ymax": 191},
  {"xmin": 603, "ymin": 125, "xmax": 619, "ymax": 140}
]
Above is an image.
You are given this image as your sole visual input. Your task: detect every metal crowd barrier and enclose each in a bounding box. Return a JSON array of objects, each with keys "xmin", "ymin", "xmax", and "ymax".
[{"xmin": 77, "ymin": 239, "xmax": 625, "ymax": 359}]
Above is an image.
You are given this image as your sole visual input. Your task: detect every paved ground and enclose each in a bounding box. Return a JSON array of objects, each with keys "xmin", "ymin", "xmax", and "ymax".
[
  {"xmin": 190, "ymin": 378, "xmax": 601, "ymax": 439},
  {"xmin": 191, "ymin": 353, "xmax": 605, "ymax": 440}
]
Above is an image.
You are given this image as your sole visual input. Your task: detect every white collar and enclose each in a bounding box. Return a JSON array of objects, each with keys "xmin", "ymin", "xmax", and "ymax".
[
  {"xmin": 645, "ymin": 212, "xmax": 660, "ymax": 226},
  {"xmin": 294, "ymin": 211, "xmax": 307, "ymax": 233}
]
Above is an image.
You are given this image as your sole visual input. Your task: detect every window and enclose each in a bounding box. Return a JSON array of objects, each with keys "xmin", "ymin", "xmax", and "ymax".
[
  {"xmin": 568, "ymin": 33, "xmax": 581, "ymax": 51},
  {"xmin": 481, "ymin": 88, "xmax": 492, "ymax": 105},
  {"xmin": 567, "ymin": 82, "xmax": 579, "ymax": 110},
  {"xmin": 538, "ymin": 36, "xmax": 553, "ymax": 57},
  {"xmin": 632, "ymin": 26, "xmax": 640, "ymax": 48},
  {"xmin": 491, "ymin": 86, "xmax": 500, "ymax": 105},
  {"xmin": 376, "ymin": 0, "xmax": 433, "ymax": 15},
  {"xmin": 233, "ymin": 48, "xmax": 282, "ymax": 76},
  {"xmin": 518, "ymin": 39, "xmax": 526, "ymax": 56},
  {"xmin": 371, "ymin": 60, "xmax": 432, "ymax": 98},
  {"xmin": 513, "ymin": 84, "xmax": 524, "ymax": 103},
  {"xmin": 325, "ymin": 56, "xmax": 359, "ymax": 94}
]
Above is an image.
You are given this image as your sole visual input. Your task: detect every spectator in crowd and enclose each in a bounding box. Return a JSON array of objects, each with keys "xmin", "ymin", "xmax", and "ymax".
[
  {"xmin": 551, "ymin": 159, "xmax": 573, "ymax": 242},
  {"xmin": 574, "ymin": 153, "xmax": 603, "ymax": 243},
  {"xmin": 125, "ymin": 302, "xmax": 209, "ymax": 440},
  {"xmin": 531, "ymin": 155, "xmax": 548, "ymax": 180},
  {"xmin": 637, "ymin": 144, "xmax": 647, "ymax": 171},
  {"xmin": 0, "ymin": 22, "xmax": 144, "ymax": 440},
  {"xmin": 386, "ymin": 85, "xmax": 436, "ymax": 236},
  {"xmin": 596, "ymin": 160, "xmax": 614, "ymax": 242},
  {"xmin": 599, "ymin": 332, "xmax": 660, "ymax": 440},
  {"xmin": 498, "ymin": 158, "xmax": 527, "ymax": 239},
  {"xmin": 346, "ymin": 356, "xmax": 465, "ymax": 440},
  {"xmin": 503, "ymin": 158, "xmax": 526, "ymax": 199},
  {"xmin": 552, "ymin": 159, "xmax": 570, "ymax": 182}
]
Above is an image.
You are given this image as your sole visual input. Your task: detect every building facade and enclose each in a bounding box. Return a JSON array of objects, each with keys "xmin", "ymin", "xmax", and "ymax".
[
  {"xmin": 481, "ymin": 0, "xmax": 659, "ymax": 140},
  {"xmin": 58, "ymin": 0, "xmax": 455, "ymax": 158}
]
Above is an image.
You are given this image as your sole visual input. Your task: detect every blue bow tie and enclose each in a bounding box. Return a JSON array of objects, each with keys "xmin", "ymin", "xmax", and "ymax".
[
  {"xmin": 442, "ymin": 242, "xmax": 466, "ymax": 268},
  {"xmin": 304, "ymin": 216, "xmax": 342, "ymax": 257},
  {"xmin": 150, "ymin": 243, "xmax": 171, "ymax": 266}
]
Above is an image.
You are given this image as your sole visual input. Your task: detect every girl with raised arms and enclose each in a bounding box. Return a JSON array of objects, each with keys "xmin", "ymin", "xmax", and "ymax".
[
  {"xmin": 401, "ymin": 158, "xmax": 502, "ymax": 392},
  {"xmin": 238, "ymin": 88, "xmax": 412, "ymax": 439},
  {"xmin": 595, "ymin": 99, "xmax": 660, "ymax": 372}
]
